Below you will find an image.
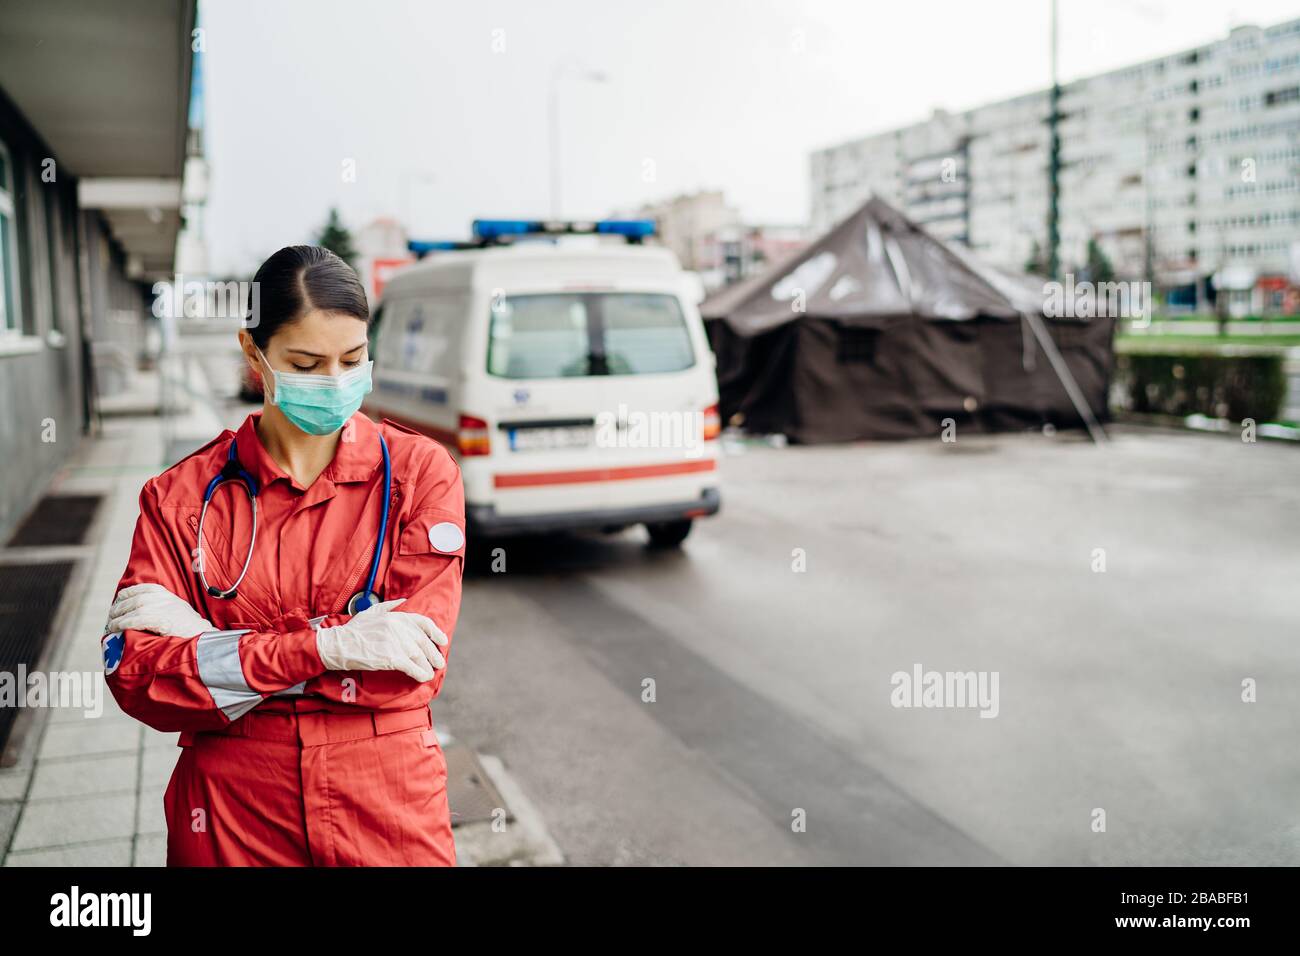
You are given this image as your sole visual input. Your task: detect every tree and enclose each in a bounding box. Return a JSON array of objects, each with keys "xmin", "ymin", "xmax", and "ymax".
[
  {"xmin": 1083, "ymin": 237, "xmax": 1115, "ymax": 284},
  {"xmin": 315, "ymin": 208, "xmax": 358, "ymax": 269},
  {"xmin": 1024, "ymin": 240, "xmax": 1051, "ymax": 277}
]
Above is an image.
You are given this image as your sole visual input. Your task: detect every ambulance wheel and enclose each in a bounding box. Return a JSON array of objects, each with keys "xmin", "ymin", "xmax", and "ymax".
[{"xmin": 645, "ymin": 519, "xmax": 692, "ymax": 548}]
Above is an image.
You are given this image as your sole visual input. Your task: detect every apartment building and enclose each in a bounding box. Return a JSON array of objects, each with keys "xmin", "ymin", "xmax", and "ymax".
[{"xmin": 811, "ymin": 18, "xmax": 1300, "ymax": 310}]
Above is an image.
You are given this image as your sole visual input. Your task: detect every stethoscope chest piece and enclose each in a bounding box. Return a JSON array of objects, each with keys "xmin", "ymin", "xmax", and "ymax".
[{"xmin": 347, "ymin": 589, "xmax": 382, "ymax": 615}]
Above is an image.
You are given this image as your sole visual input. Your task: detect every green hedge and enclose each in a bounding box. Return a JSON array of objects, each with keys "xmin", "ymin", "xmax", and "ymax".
[{"xmin": 1114, "ymin": 353, "xmax": 1287, "ymax": 422}]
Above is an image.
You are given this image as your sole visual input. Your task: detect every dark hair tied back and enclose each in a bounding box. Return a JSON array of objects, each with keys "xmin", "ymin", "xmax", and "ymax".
[{"xmin": 245, "ymin": 245, "xmax": 369, "ymax": 348}]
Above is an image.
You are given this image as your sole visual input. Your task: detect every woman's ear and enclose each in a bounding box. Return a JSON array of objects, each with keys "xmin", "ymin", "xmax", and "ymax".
[{"xmin": 237, "ymin": 330, "xmax": 265, "ymax": 378}]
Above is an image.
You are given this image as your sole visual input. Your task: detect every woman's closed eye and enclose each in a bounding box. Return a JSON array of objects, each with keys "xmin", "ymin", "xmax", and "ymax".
[{"xmin": 291, "ymin": 360, "xmax": 362, "ymax": 372}]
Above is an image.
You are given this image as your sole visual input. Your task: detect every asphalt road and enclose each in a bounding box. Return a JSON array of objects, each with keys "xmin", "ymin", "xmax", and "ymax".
[
  {"xmin": 441, "ymin": 429, "xmax": 1300, "ymax": 866},
  {"xmin": 191, "ymin": 340, "xmax": 1300, "ymax": 865}
]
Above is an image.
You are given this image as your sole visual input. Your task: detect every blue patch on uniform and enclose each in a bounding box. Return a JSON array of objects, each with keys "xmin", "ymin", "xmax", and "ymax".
[{"xmin": 102, "ymin": 632, "xmax": 125, "ymax": 675}]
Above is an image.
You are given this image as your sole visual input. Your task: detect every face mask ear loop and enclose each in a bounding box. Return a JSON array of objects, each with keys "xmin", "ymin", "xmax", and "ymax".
[{"xmin": 254, "ymin": 345, "xmax": 277, "ymax": 404}]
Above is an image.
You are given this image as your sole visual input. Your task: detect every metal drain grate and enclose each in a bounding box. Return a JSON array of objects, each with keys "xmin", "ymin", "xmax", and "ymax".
[
  {"xmin": 0, "ymin": 561, "xmax": 75, "ymax": 752},
  {"xmin": 445, "ymin": 744, "xmax": 513, "ymax": 828},
  {"xmin": 6, "ymin": 495, "xmax": 101, "ymax": 547}
]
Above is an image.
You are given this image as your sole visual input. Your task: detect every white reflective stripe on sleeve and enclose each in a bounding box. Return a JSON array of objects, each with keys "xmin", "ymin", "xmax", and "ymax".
[
  {"xmin": 221, "ymin": 694, "xmax": 263, "ymax": 722},
  {"xmin": 195, "ymin": 629, "xmax": 262, "ymax": 719}
]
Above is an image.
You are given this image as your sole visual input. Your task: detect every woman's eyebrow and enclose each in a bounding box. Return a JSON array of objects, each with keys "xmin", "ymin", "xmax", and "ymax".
[{"xmin": 285, "ymin": 343, "xmax": 367, "ymax": 358}]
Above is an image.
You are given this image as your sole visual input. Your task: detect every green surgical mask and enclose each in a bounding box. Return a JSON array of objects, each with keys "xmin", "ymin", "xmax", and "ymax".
[{"xmin": 258, "ymin": 347, "xmax": 373, "ymax": 436}]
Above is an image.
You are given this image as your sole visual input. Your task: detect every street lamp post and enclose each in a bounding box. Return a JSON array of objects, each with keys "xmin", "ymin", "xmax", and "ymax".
[
  {"xmin": 400, "ymin": 170, "xmax": 437, "ymax": 235},
  {"xmin": 549, "ymin": 62, "xmax": 607, "ymax": 219},
  {"xmin": 1047, "ymin": 0, "xmax": 1061, "ymax": 280}
]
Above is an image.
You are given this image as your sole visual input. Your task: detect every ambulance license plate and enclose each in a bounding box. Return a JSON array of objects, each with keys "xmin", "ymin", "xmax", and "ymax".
[{"xmin": 507, "ymin": 426, "xmax": 593, "ymax": 452}]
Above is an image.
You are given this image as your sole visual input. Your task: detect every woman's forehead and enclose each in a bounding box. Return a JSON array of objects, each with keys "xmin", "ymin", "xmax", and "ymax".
[{"xmin": 271, "ymin": 310, "xmax": 368, "ymax": 350}]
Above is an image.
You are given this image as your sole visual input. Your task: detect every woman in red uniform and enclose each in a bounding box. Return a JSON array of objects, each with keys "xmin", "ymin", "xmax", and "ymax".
[{"xmin": 102, "ymin": 245, "xmax": 465, "ymax": 866}]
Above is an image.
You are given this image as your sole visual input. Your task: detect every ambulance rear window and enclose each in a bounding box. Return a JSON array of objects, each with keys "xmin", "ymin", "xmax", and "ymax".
[
  {"xmin": 602, "ymin": 294, "xmax": 695, "ymax": 375},
  {"xmin": 486, "ymin": 292, "xmax": 694, "ymax": 379},
  {"xmin": 487, "ymin": 294, "xmax": 592, "ymax": 378}
]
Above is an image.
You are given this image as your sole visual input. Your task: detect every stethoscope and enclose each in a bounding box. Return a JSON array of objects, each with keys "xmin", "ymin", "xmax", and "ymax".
[{"xmin": 196, "ymin": 434, "xmax": 392, "ymax": 614}]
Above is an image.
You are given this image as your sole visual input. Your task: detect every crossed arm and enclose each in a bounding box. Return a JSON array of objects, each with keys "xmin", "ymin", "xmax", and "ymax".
[{"xmin": 104, "ymin": 582, "xmax": 447, "ymax": 731}]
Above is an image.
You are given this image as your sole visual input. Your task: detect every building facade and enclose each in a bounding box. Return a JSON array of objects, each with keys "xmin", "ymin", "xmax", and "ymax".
[
  {"xmin": 0, "ymin": 0, "xmax": 197, "ymax": 539},
  {"xmin": 633, "ymin": 190, "xmax": 742, "ymax": 273},
  {"xmin": 696, "ymin": 223, "xmax": 808, "ymax": 291},
  {"xmin": 811, "ymin": 18, "xmax": 1300, "ymax": 310},
  {"xmin": 355, "ymin": 216, "xmax": 415, "ymax": 305},
  {"xmin": 627, "ymin": 191, "xmax": 807, "ymax": 290}
]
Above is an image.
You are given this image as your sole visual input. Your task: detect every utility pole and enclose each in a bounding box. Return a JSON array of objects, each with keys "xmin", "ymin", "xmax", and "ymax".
[
  {"xmin": 548, "ymin": 64, "xmax": 562, "ymax": 219},
  {"xmin": 1143, "ymin": 113, "xmax": 1155, "ymax": 290},
  {"xmin": 1047, "ymin": 0, "xmax": 1061, "ymax": 280},
  {"xmin": 400, "ymin": 170, "xmax": 436, "ymax": 235},
  {"xmin": 549, "ymin": 62, "xmax": 607, "ymax": 219}
]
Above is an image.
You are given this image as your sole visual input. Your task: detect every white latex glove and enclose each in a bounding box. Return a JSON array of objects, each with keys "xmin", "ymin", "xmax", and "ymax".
[
  {"xmin": 106, "ymin": 583, "xmax": 214, "ymax": 638},
  {"xmin": 315, "ymin": 598, "xmax": 448, "ymax": 683}
]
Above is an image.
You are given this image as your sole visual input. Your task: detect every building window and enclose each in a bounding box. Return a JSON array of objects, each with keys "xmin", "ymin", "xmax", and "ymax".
[
  {"xmin": 1264, "ymin": 86, "xmax": 1300, "ymax": 107},
  {"xmin": 0, "ymin": 139, "xmax": 22, "ymax": 337}
]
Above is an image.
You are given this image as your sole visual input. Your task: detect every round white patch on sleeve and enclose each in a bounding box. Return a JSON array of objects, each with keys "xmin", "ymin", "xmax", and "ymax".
[{"xmin": 428, "ymin": 522, "xmax": 465, "ymax": 553}]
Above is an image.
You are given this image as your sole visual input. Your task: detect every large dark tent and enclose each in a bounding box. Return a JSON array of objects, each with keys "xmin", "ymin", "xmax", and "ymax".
[{"xmin": 701, "ymin": 198, "xmax": 1115, "ymax": 443}]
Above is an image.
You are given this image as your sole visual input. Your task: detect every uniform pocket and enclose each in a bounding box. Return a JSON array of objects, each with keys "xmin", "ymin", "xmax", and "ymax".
[{"xmin": 424, "ymin": 730, "xmax": 448, "ymax": 796}]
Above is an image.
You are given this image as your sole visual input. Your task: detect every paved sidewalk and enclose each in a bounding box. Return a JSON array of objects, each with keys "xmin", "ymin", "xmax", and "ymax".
[{"xmin": 1, "ymin": 389, "xmax": 185, "ymax": 866}]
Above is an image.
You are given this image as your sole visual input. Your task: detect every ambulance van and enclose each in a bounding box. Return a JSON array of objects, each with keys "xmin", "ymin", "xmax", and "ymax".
[{"xmin": 364, "ymin": 220, "xmax": 721, "ymax": 547}]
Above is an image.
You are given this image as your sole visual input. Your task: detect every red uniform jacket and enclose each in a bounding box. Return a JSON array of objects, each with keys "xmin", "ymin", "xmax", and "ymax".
[{"xmin": 104, "ymin": 412, "xmax": 465, "ymax": 732}]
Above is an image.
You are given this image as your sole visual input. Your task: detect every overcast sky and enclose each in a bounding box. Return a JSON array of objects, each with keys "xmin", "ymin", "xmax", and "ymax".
[{"xmin": 201, "ymin": 0, "xmax": 1299, "ymax": 275}]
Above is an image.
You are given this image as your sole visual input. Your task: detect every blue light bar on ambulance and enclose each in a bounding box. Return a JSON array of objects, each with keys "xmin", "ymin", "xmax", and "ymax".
[
  {"xmin": 409, "ymin": 239, "xmax": 469, "ymax": 253},
  {"xmin": 595, "ymin": 219, "xmax": 656, "ymax": 239},
  {"xmin": 471, "ymin": 218, "xmax": 657, "ymax": 243},
  {"xmin": 408, "ymin": 239, "xmax": 477, "ymax": 259}
]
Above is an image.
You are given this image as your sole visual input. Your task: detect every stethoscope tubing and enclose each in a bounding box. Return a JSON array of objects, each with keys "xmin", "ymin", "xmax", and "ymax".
[
  {"xmin": 196, "ymin": 434, "xmax": 391, "ymax": 606},
  {"xmin": 197, "ymin": 479, "xmax": 258, "ymax": 599},
  {"xmin": 363, "ymin": 437, "xmax": 393, "ymax": 599}
]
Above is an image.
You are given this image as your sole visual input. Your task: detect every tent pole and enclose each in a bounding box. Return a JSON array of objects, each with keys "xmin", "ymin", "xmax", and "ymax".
[{"xmin": 1021, "ymin": 310, "xmax": 1109, "ymax": 444}]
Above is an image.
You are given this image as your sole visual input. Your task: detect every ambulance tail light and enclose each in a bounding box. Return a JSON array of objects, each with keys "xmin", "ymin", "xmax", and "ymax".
[
  {"xmin": 458, "ymin": 414, "xmax": 492, "ymax": 456},
  {"xmin": 703, "ymin": 404, "xmax": 721, "ymax": 441}
]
